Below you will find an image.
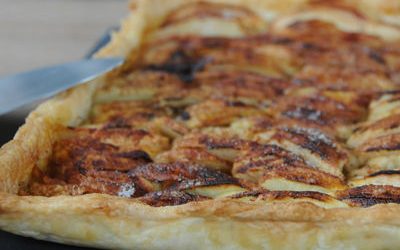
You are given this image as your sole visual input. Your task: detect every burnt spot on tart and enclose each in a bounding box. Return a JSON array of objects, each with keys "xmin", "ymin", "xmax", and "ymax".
[
  {"xmin": 359, "ymin": 133, "xmax": 400, "ymax": 153},
  {"xmin": 231, "ymin": 189, "xmax": 347, "ymax": 208},
  {"xmin": 258, "ymin": 126, "xmax": 349, "ymax": 177},
  {"xmin": 347, "ymin": 165, "xmax": 400, "ymax": 189},
  {"xmin": 233, "ymin": 144, "xmax": 345, "ymax": 193},
  {"xmin": 67, "ymin": 127, "xmax": 170, "ymax": 157},
  {"xmin": 128, "ymin": 162, "xmax": 239, "ymax": 192},
  {"xmin": 28, "ymin": 167, "xmax": 141, "ymax": 198},
  {"xmin": 34, "ymin": 126, "xmax": 171, "ymax": 198},
  {"xmin": 141, "ymin": 35, "xmax": 299, "ymax": 77},
  {"xmin": 155, "ymin": 132, "xmax": 252, "ymax": 172},
  {"xmin": 139, "ymin": 190, "xmax": 209, "ymax": 207},
  {"xmin": 169, "ymin": 132, "xmax": 250, "ymax": 152},
  {"xmin": 274, "ymin": 94, "xmax": 366, "ymax": 127},
  {"xmin": 194, "ymin": 69, "xmax": 291, "ymax": 101},
  {"xmin": 369, "ymin": 170, "xmax": 400, "ymax": 177},
  {"xmin": 232, "ymin": 189, "xmax": 332, "ymax": 202},
  {"xmin": 200, "ymin": 134, "xmax": 249, "ymax": 151},
  {"xmin": 50, "ymin": 138, "xmax": 145, "ymax": 177},
  {"xmin": 366, "ymin": 48, "xmax": 386, "ymax": 65},
  {"xmin": 337, "ymin": 185, "xmax": 400, "ymax": 207},
  {"xmin": 63, "ymin": 170, "xmax": 141, "ymax": 197},
  {"xmin": 90, "ymin": 100, "xmax": 165, "ymax": 126},
  {"xmin": 155, "ymin": 147, "xmax": 232, "ymax": 173},
  {"xmin": 146, "ymin": 50, "xmax": 210, "ymax": 83},
  {"xmin": 281, "ymin": 107, "xmax": 323, "ymax": 123},
  {"xmin": 270, "ymin": 127, "xmax": 339, "ymax": 159},
  {"xmin": 351, "ymin": 114, "xmax": 400, "ymax": 135},
  {"xmin": 347, "ymin": 114, "xmax": 400, "ymax": 150},
  {"xmin": 114, "ymin": 150, "xmax": 153, "ymax": 162},
  {"xmin": 179, "ymin": 110, "xmax": 191, "ymax": 120},
  {"xmin": 129, "ymin": 163, "xmax": 246, "ymax": 198},
  {"xmin": 347, "ymin": 161, "xmax": 400, "ymax": 182}
]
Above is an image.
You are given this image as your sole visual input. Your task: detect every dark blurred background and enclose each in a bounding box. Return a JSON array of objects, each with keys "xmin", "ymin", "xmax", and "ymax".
[{"xmin": 0, "ymin": 0, "xmax": 128, "ymax": 248}]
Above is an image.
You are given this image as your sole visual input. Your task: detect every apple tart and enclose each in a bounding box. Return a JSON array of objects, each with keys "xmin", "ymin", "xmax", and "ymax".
[{"xmin": 1, "ymin": 0, "xmax": 400, "ymax": 249}]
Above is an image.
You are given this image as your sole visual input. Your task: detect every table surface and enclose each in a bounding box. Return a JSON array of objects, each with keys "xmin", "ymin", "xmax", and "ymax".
[
  {"xmin": 0, "ymin": 0, "xmax": 128, "ymax": 75},
  {"xmin": 0, "ymin": 0, "xmax": 128, "ymax": 249}
]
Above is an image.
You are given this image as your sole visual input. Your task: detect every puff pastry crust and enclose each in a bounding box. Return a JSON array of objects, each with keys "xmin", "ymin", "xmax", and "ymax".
[{"xmin": 1, "ymin": 0, "xmax": 400, "ymax": 249}]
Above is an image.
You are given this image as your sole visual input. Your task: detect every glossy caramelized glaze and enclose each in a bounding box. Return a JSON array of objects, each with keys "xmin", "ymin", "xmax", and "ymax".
[{"xmin": 26, "ymin": 2, "xmax": 400, "ymax": 208}]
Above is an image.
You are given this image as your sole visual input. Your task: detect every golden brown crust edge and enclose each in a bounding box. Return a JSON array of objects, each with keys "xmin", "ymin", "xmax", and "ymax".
[
  {"xmin": 1, "ymin": 0, "xmax": 400, "ymax": 249},
  {"xmin": 2, "ymin": 193, "xmax": 400, "ymax": 249}
]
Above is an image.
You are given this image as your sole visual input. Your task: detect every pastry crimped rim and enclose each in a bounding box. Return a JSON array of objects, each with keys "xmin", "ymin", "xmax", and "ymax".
[{"xmin": 1, "ymin": 0, "xmax": 400, "ymax": 249}]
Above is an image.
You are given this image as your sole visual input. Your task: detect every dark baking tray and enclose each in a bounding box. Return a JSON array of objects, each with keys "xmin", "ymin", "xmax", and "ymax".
[{"xmin": 0, "ymin": 28, "xmax": 117, "ymax": 250}]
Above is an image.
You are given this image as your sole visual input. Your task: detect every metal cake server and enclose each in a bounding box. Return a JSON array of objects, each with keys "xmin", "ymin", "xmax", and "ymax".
[{"xmin": 0, "ymin": 58, "xmax": 123, "ymax": 116}]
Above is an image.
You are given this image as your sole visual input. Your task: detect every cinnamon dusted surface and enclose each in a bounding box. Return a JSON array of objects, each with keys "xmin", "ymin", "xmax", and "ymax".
[{"xmin": 23, "ymin": 2, "xmax": 400, "ymax": 210}]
